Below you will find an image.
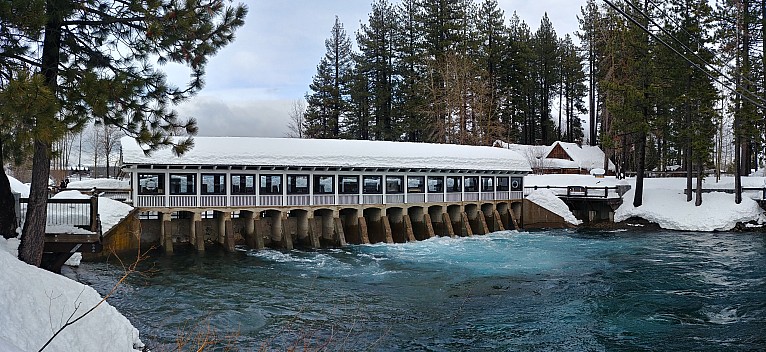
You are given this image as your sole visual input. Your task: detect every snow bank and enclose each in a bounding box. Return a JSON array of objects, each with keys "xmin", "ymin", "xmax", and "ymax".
[
  {"xmin": 7, "ymin": 175, "xmax": 29, "ymax": 198},
  {"xmin": 67, "ymin": 178, "xmax": 130, "ymax": 190},
  {"xmin": 98, "ymin": 197, "xmax": 134, "ymax": 234},
  {"xmin": 0, "ymin": 240, "xmax": 143, "ymax": 352},
  {"xmin": 615, "ymin": 189, "xmax": 765, "ymax": 231},
  {"xmin": 526, "ymin": 189, "xmax": 582, "ymax": 225},
  {"xmin": 52, "ymin": 190, "xmax": 91, "ymax": 200}
]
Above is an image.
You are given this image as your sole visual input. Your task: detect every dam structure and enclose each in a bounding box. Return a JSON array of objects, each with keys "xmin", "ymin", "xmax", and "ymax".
[{"xmin": 119, "ymin": 137, "xmax": 532, "ymax": 253}]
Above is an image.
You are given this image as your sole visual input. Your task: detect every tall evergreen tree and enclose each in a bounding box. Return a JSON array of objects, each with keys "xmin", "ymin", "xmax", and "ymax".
[
  {"xmin": 532, "ymin": 13, "xmax": 559, "ymax": 145},
  {"xmin": 304, "ymin": 16, "xmax": 354, "ymax": 139},
  {"xmin": 356, "ymin": 0, "xmax": 398, "ymax": 140},
  {"xmin": 0, "ymin": 0, "xmax": 246, "ymax": 267}
]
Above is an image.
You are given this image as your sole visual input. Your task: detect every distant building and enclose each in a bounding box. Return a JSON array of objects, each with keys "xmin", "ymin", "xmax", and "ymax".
[{"xmin": 493, "ymin": 140, "xmax": 616, "ymax": 175}]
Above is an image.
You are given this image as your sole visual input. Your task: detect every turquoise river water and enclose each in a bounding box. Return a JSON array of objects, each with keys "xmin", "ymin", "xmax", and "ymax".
[{"xmin": 70, "ymin": 230, "xmax": 766, "ymax": 351}]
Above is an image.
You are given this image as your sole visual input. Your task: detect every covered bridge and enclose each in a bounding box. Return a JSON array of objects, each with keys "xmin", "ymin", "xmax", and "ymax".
[{"xmin": 120, "ymin": 137, "xmax": 531, "ymax": 251}]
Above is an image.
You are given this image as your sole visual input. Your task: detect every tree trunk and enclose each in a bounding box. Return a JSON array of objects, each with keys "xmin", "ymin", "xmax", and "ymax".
[
  {"xmin": 633, "ymin": 132, "xmax": 646, "ymax": 207},
  {"xmin": 686, "ymin": 146, "xmax": 693, "ymax": 202},
  {"xmin": 18, "ymin": 140, "xmax": 52, "ymax": 266},
  {"xmin": 18, "ymin": 0, "xmax": 62, "ymax": 266},
  {"xmin": 0, "ymin": 138, "xmax": 18, "ymax": 239},
  {"xmin": 695, "ymin": 161, "xmax": 703, "ymax": 206}
]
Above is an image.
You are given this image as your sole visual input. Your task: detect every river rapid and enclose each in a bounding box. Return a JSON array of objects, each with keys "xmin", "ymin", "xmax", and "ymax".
[{"xmin": 70, "ymin": 230, "xmax": 766, "ymax": 351}]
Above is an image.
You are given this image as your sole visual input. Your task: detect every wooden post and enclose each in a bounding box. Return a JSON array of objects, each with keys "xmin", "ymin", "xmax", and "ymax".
[
  {"xmin": 308, "ymin": 217, "xmax": 321, "ymax": 248},
  {"xmin": 402, "ymin": 214, "xmax": 416, "ymax": 242},
  {"xmin": 423, "ymin": 213, "xmax": 435, "ymax": 239},
  {"xmin": 358, "ymin": 216, "xmax": 370, "ymax": 244},
  {"xmin": 493, "ymin": 209, "xmax": 505, "ymax": 231},
  {"xmin": 333, "ymin": 217, "xmax": 346, "ymax": 247},
  {"xmin": 508, "ymin": 208, "xmax": 520, "ymax": 230},
  {"xmin": 442, "ymin": 212, "xmax": 455, "ymax": 238},
  {"xmin": 460, "ymin": 212, "xmax": 473, "ymax": 236},
  {"xmin": 381, "ymin": 215, "xmax": 394, "ymax": 243},
  {"xmin": 89, "ymin": 196, "xmax": 99, "ymax": 233},
  {"xmin": 477, "ymin": 210, "xmax": 489, "ymax": 235}
]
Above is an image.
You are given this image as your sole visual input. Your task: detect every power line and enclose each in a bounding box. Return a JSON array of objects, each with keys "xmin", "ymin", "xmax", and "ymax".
[
  {"xmin": 631, "ymin": 0, "xmax": 766, "ymax": 107},
  {"xmin": 601, "ymin": 0, "xmax": 766, "ymax": 111}
]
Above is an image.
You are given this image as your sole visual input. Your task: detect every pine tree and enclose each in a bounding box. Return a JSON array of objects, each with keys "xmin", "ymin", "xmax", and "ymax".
[
  {"xmin": 498, "ymin": 13, "xmax": 535, "ymax": 144},
  {"xmin": 304, "ymin": 16, "xmax": 354, "ymax": 139},
  {"xmin": 356, "ymin": 0, "xmax": 398, "ymax": 140},
  {"xmin": 0, "ymin": 0, "xmax": 246, "ymax": 267},
  {"xmin": 532, "ymin": 13, "xmax": 559, "ymax": 145},
  {"xmin": 559, "ymin": 34, "xmax": 587, "ymax": 143},
  {"xmin": 393, "ymin": 0, "xmax": 427, "ymax": 142}
]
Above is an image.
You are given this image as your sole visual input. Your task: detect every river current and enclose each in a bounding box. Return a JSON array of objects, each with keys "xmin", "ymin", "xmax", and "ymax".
[{"xmin": 71, "ymin": 230, "xmax": 766, "ymax": 351}]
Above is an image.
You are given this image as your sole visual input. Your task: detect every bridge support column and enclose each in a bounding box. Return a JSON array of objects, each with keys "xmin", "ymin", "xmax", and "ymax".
[
  {"xmin": 271, "ymin": 211, "xmax": 292, "ymax": 250},
  {"xmin": 160, "ymin": 212, "xmax": 173, "ymax": 254},
  {"xmin": 460, "ymin": 212, "xmax": 473, "ymax": 237},
  {"xmin": 422, "ymin": 213, "xmax": 435, "ymax": 239},
  {"xmin": 358, "ymin": 217, "xmax": 370, "ymax": 244},
  {"xmin": 476, "ymin": 210, "xmax": 489, "ymax": 235},
  {"xmin": 381, "ymin": 216, "xmax": 393, "ymax": 243},
  {"xmin": 442, "ymin": 213, "xmax": 455, "ymax": 238},
  {"xmin": 402, "ymin": 215, "xmax": 416, "ymax": 242},
  {"xmin": 193, "ymin": 212, "xmax": 204, "ymax": 251},
  {"xmin": 492, "ymin": 209, "xmax": 505, "ymax": 232},
  {"xmin": 242, "ymin": 211, "xmax": 256, "ymax": 249},
  {"xmin": 308, "ymin": 216, "xmax": 321, "ymax": 248},
  {"xmin": 296, "ymin": 211, "xmax": 310, "ymax": 247},
  {"xmin": 333, "ymin": 217, "xmax": 346, "ymax": 247},
  {"xmin": 217, "ymin": 211, "xmax": 234, "ymax": 252}
]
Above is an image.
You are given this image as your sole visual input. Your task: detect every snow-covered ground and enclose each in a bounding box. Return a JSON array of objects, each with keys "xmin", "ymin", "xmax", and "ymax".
[
  {"xmin": 1, "ymin": 175, "xmax": 142, "ymax": 351},
  {"xmin": 526, "ymin": 189, "xmax": 582, "ymax": 225},
  {"xmin": 525, "ymin": 174, "xmax": 766, "ymax": 231},
  {"xmin": 66, "ymin": 178, "xmax": 130, "ymax": 190}
]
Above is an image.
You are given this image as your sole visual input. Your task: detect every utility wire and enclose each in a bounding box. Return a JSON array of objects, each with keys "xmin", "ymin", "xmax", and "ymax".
[
  {"xmin": 646, "ymin": 0, "xmax": 765, "ymax": 97},
  {"xmin": 632, "ymin": 0, "xmax": 766, "ymax": 106},
  {"xmin": 601, "ymin": 0, "xmax": 766, "ymax": 111}
]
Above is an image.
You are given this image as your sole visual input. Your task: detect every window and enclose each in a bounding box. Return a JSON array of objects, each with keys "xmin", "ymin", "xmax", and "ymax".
[
  {"xmin": 170, "ymin": 174, "xmax": 196, "ymax": 195},
  {"xmin": 497, "ymin": 177, "xmax": 510, "ymax": 192},
  {"xmin": 407, "ymin": 176, "xmax": 425, "ymax": 193},
  {"xmin": 138, "ymin": 173, "xmax": 165, "ymax": 195},
  {"xmin": 446, "ymin": 176, "xmax": 462, "ymax": 193},
  {"xmin": 464, "ymin": 176, "xmax": 479, "ymax": 192},
  {"xmin": 260, "ymin": 174, "xmax": 282, "ymax": 195},
  {"xmin": 428, "ymin": 176, "xmax": 444, "ymax": 193},
  {"xmin": 313, "ymin": 175, "xmax": 334, "ymax": 194},
  {"xmin": 287, "ymin": 175, "xmax": 309, "ymax": 194},
  {"xmin": 386, "ymin": 176, "xmax": 404, "ymax": 194},
  {"xmin": 201, "ymin": 174, "xmax": 226, "ymax": 195},
  {"xmin": 363, "ymin": 175, "xmax": 382, "ymax": 194},
  {"xmin": 481, "ymin": 177, "xmax": 494, "ymax": 192},
  {"xmin": 231, "ymin": 174, "xmax": 255, "ymax": 195},
  {"xmin": 511, "ymin": 177, "xmax": 524, "ymax": 192},
  {"xmin": 338, "ymin": 175, "xmax": 359, "ymax": 194}
]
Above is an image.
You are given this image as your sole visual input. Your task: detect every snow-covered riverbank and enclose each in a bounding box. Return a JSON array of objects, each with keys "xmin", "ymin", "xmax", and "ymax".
[
  {"xmin": 525, "ymin": 174, "xmax": 766, "ymax": 231},
  {"xmin": 1, "ymin": 176, "xmax": 142, "ymax": 351}
]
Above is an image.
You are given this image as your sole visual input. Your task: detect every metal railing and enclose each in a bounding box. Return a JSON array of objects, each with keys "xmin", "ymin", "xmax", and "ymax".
[
  {"xmin": 683, "ymin": 187, "xmax": 766, "ymax": 200},
  {"xmin": 18, "ymin": 197, "xmax": 99, "ymax": 233},
  {"xmin": 524, "ymin": 185, "xmax": 625, "ymax": 199},
  {"xmin": 64, "ymin": 187, "xmax": 131, "ymax": 202}
]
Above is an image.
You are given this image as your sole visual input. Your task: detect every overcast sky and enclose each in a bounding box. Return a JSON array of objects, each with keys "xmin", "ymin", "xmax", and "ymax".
[{"xmin": 165, "ymin": 0, "xmax": 588, "ymax": 138}]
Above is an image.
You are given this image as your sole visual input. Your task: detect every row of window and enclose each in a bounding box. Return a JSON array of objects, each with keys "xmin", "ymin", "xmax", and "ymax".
[{"xmin": 137, "ymin": 173, "xmax": 522, "ymax": 196}]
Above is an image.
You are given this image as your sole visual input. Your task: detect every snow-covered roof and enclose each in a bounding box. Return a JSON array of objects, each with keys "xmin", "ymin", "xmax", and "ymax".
[
  {"xmin": 549, "ymin": 141, "xmax": 616, "ymax": 172},
  {"xmin": 121, "ymin": 137, "xmax": 532, "ymax": 173}
]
